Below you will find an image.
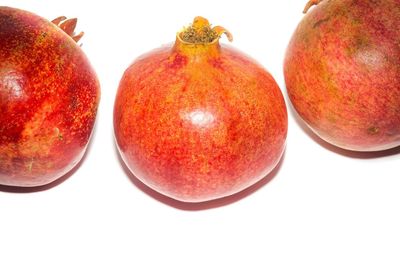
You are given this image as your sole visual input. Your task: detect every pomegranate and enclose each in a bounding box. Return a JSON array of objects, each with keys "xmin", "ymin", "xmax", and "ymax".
[
  {"xmin": 114, "ymin": 17, "xmax": 287, "ymax": 202},
  {"xmin": 0, "ymin": 7, "xmax": 100, "ymax": 187},
  {"xmin": 284, "ymin": 0, "xmax": 400, "ymax": 151}
]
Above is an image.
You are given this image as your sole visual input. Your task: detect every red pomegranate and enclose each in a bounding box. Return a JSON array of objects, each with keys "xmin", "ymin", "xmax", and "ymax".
[
  {"xmin": 0, "ymin": 7, "xmax": 100, "ymax": 187},
  {"xmin": 284, "ymin": 0, "xmax": 400, "ymax": 151},
  {"xmin": 114, "ymin": 17, "xmax": 287, "ymax": 202}
]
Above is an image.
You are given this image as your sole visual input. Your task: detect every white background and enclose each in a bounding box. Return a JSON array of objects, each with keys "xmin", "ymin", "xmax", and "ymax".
[{"xmin": 1, "ymin": 1, "xmax": 400, "ymax": 266}]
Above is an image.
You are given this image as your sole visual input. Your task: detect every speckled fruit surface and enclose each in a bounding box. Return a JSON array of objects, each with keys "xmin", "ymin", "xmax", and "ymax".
[
  {"xmin": 284, "ymin": 0, "xmax": 400, "ymax": 151},
  {"xmin": 0, "ymin": 7, "xmax": 100, "ymax": 187},
  {"xmin": 114, "ymin": 17, "xmax": 287, "ymax": 202}
]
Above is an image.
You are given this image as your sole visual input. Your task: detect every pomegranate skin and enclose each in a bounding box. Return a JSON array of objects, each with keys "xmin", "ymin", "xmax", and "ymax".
[
  {"xmin": 0, "ymin": 7, "xmax": 100, "ymax": 186},
  {"xmin": 284, "ymin": 0, "xmax": 400, "ymax": 151},
  {"xmin": 114, "ymin": 18, "xmax": 287, "ymax": 202}
]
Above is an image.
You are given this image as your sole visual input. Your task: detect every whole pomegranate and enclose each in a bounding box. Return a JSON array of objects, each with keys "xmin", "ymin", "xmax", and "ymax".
[
  {"xmin": 284, "ymin": 0, "xmax": 400, "ymax": 151},
  {"xmin": 114, "ymin": 17, "xmax": 287, "ymax": 202},
  {"xmin": 0, "ymin": 7, "xmax": 100, "ymax": 187}
]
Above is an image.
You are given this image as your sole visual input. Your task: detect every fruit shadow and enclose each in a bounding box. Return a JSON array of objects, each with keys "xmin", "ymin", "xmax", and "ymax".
[
  {"xmin": 115, "ymin": 144, "xmax": 285, "ymax": 211},
  {"xmin": 0, "ymin": 124, "xmax": 99, "ymax": 194},
  {"xmin": 286, "ymin": 99, "xmax": 400, "ymax": 159}
]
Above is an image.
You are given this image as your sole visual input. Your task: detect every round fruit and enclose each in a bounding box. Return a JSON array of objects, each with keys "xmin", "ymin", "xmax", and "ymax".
[
  {"xmin": 284, "ymin": 0, "xmax": 400, "ymax": 151},
  {"xmin": 114, "ymin": 17, "xmax": 287, "ymax": 202},
  {"xmin": 0, "ymin": 7, "xmax": 100, "ymax": 187}
]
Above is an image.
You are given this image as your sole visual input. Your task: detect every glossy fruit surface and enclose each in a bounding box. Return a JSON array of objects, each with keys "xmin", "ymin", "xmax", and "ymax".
[
  {"xmin": 0, "ymin": 7, "xmax": 100, "ymax": 186},
  {"xmin": 284, "ymin": 0, "xmax": 400, "ymax": 151},
  {"xmin": 114, "ymin": 17, "xmax": 287, "ymax": 202}
]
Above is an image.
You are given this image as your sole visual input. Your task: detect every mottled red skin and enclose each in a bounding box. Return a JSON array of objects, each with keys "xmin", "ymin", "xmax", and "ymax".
[
  {"xmin": 0, "ymin": 7, "xmax": 100, "ymax": 186},
  {"xmin": 114, "ymin": 38, "xmax": 287, "ymax": 202},
  {"xmin": 284, "ymin": 0, "xmax": 400, "ymax": 151}
]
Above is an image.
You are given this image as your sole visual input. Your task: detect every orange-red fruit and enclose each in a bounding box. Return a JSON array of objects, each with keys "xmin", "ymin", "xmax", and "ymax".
[
  {"xmin": 0, "ymin": 7, "xmax": 100, "ymax": 187},
  {"xmin": 284, "ymin": 0, "xmax": 400, "ymax": 151},
  {"xmin": 114, "ymin": 17, "xmax": 287, "ymax": 202}
]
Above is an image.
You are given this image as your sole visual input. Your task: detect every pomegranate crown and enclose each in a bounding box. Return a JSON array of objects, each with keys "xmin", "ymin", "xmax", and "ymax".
[
  {"xmin": 303, "ymin": 0, "xmax": 323, "ymax": 13},
  {"xmin": 52, "ymin": 16, "xmax": 84, "ymax": 43},
  {"xmin": 179, "ymin": 16, "xmax": 233, "ymax": 44}
]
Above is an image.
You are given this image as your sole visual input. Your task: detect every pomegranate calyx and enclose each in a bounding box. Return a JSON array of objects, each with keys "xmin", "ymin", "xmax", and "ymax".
[
  {"xmin": 51, "ymin": 16, "xmax": 84, "ymax": 43},
  {"xmin": 180, "ymin": 16, "xmax": 233, "ymax": 44},
  {"xmin": 212, "ymin": 26, "xmax": 233, "ymax": 42},
  {"xmin": 51, "ymin": 16, "xmax": 67, "ymax": 25},
  {"xmin": 303, "ymin": 0, "xmax": 324, "ymax": 14}
]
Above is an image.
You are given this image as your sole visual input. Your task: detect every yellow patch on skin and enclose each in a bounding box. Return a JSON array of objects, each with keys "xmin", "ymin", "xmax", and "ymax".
[
  {"xmin": 19, "ymin": 101, "xmax": 60, "ymax": 157},
  {"xmin": 199, "ymin": 161, "xmax": 210, "ymax": 174},
  {"xmin": 27, "ymin": 158, "xmax": 34, "ymax": 172},
  {"xmin": 368, "ymin": 126, "xmax": 379, "ymax": 135},
  {"xmin": 34, "ymin": 31, "xmax": 48, "ymax": 46},
  {"xmin": 0, "ymin": 100, "xmax": 65, "ymax": 177},
  {"xmin": 54, "ymin": 127, "xmax": 63, "ymax": 140},
  {"xmin": 211, "ymin": 124, "xmax": 228, "ymax": 146}
]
